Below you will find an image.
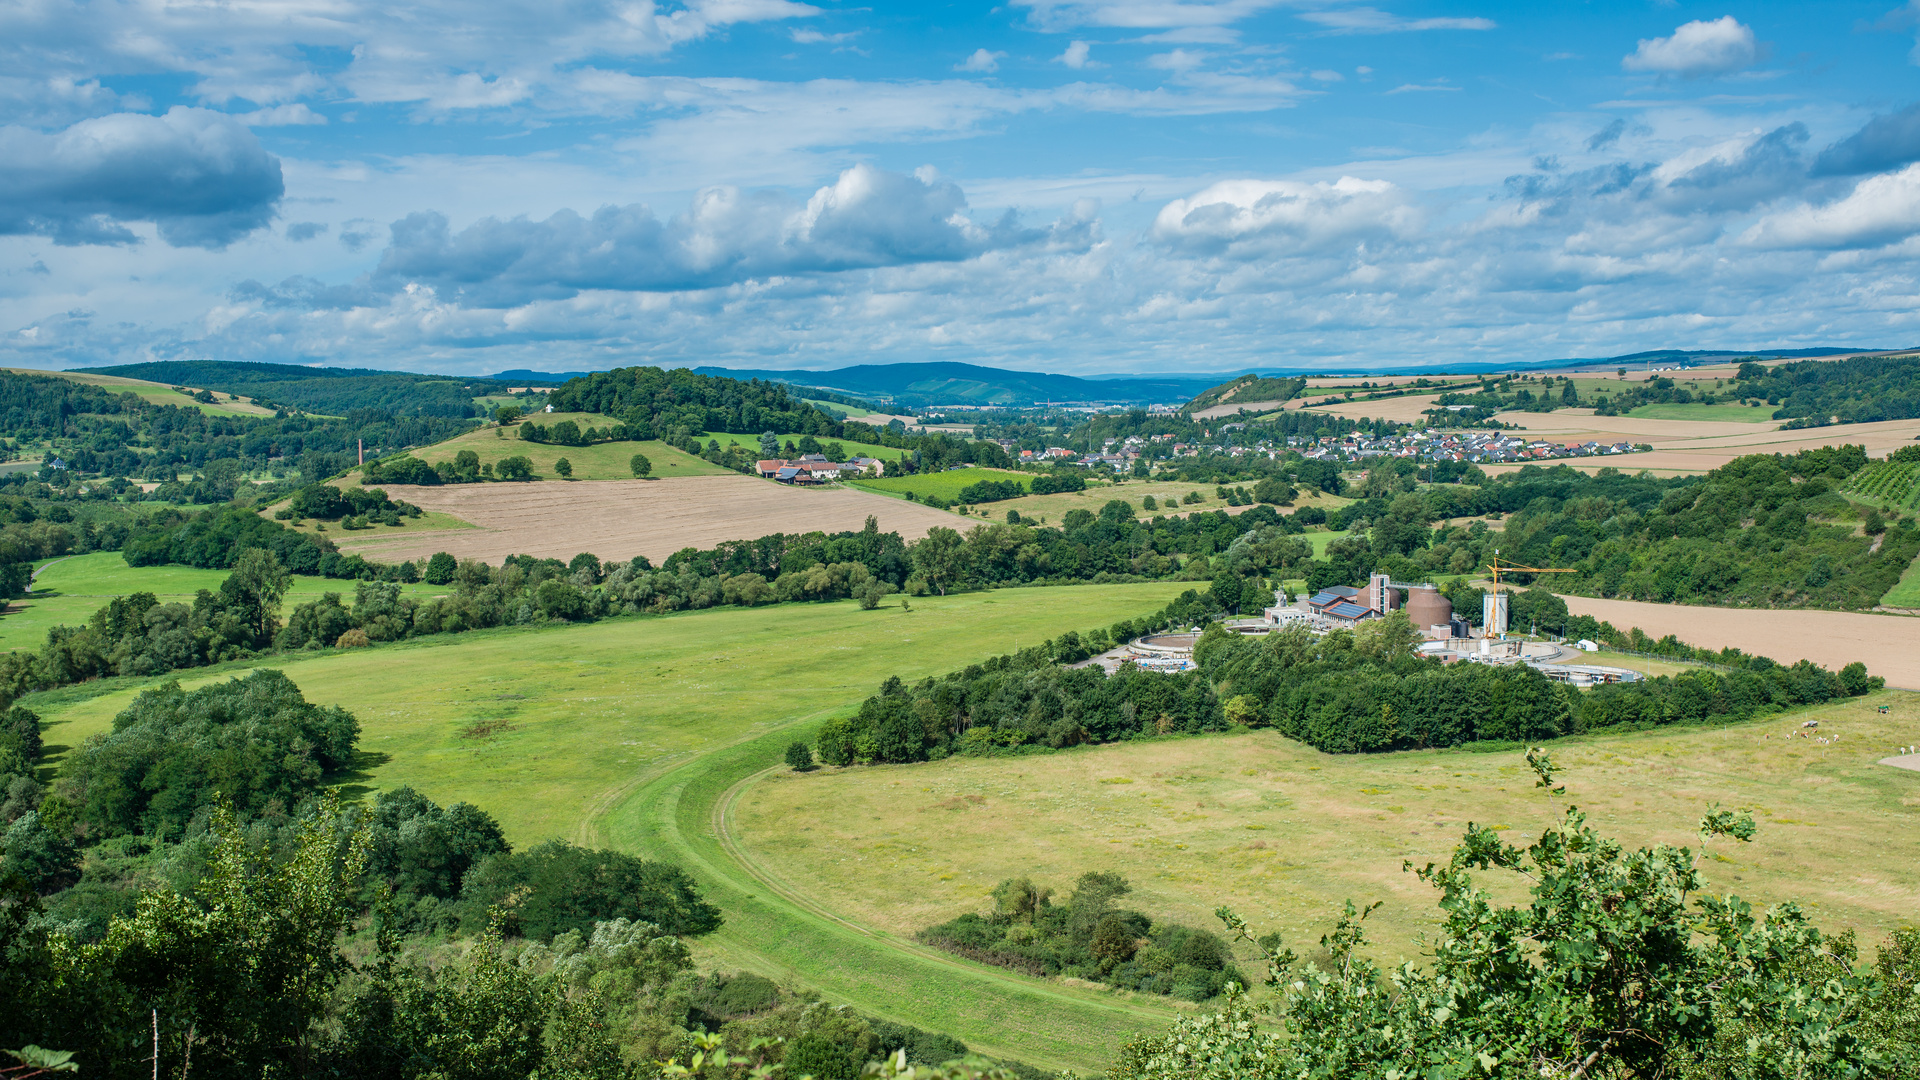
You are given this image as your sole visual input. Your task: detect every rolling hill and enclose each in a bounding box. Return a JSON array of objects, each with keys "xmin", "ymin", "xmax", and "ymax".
[{"xmin": 79, "ymin": 360, "xmax": 516, "ymax": 419}]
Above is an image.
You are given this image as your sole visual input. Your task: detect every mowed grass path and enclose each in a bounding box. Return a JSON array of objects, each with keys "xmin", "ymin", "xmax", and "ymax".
[
  {"xmin": 31, "ymin": 584, "xmax": 1191, "ymax": 1070},
  {"xmin": 733, "ymin": 693, "xmax": 1920, "ymax": 973},
  {"xmin": 1, "ymin": 552, "xmax": 440, "ymax": 653}
]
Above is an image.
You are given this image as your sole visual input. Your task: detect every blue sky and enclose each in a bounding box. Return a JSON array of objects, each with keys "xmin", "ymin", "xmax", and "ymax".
[{"xmin": 5, "ymin": 0, "xmax": 1920, "ymax": 376}]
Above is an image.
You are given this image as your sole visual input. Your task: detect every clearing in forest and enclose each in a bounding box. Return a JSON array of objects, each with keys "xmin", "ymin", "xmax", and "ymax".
[{"xmin": 328, "ymin": 475, "xmax": 966, "ymax": 565}]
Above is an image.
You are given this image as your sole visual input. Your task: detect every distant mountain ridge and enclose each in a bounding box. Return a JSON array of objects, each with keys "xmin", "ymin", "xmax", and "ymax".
[{"xmin": 690, "ymin": 362, "xmax": 1237, "ymax": 406}]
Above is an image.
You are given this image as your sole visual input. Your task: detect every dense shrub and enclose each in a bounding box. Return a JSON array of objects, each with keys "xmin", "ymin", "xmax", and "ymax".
[
  {"xmin": 918, "ymin": 872, "xmax": 1245, "ymax": 1001},
  {"xmin": 458, "ymin": 840, "xmax": 723, "ymax": 940},
  {"xmin": 57, "ymin": 669, "xmax": 359, "ymax": 839}
]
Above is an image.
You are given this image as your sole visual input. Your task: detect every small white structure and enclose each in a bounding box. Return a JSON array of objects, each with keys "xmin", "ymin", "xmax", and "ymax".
[{"xmin": 1576, "ymin": 639, "xmax": 1599, "ymax": 652}]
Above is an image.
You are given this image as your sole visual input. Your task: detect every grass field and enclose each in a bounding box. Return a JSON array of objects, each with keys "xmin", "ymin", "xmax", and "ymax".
[
  {"xmin": 1, "ymin": 552, "xmax": 440, "ymax": 652},
  {"xmin": 28, "ymin": 583, "xmax": 1194, "ymax": 1072},
  {"xmin": 849, "ymin": 467, "xmax": 1035, "ymax": 502},
  {"xmin": 1626, "ymin": 402, "xmax": 1779, "ymax": 423},
  {"xmin": 1882, "ymin": 552, "xmax": 1920, "ymax": 610},
  {"xmin": 733, "ymin": 692, "xmax": 1920, "ymax": 973}
]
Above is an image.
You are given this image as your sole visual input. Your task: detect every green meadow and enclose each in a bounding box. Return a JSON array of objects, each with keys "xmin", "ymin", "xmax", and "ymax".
[
  {"xmin": 848, "ymin": 467, "xmax": 1034, "ymax": 502},
  {"xmin": 1625, "ymin": 402, "xmax": 1779, "ymax": 423},
  {"xmin": 1, "ymin": 552, "xmax": 440, "ymax": 653},
  {"xmin": 28, "ymin": 583, "xmax": 1193, "ymax": 1071}
]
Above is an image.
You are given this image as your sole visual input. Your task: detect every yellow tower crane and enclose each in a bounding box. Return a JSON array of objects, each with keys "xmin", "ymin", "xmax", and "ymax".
[{"xmin": 1485, "ymin": 552, "xmax": 1576, "ymax": 589}]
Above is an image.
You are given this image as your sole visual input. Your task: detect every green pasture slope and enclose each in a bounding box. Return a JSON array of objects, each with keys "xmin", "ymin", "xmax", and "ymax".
[
  {"xmin": 29, "ymin": 583, "xmax": 1192, "ymax": 1072},
  {"xmin": 1624, "ymin": 402, "xmax": 1778, "ymax": 423},
  {"xmin": 849, "ymin": 467, "xmax": 1034, "ymax": 502},
  {"xmin": 1, "ymin": 553, "xmax": 440, "ymax": 653}
]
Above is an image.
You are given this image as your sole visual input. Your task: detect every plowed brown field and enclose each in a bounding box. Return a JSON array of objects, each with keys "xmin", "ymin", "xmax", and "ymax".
[
  {"xmin": 329, "ymin": 476, "xmax": 966, "ymax": 564},
  {"xmin": 1559, "ymin": 594, "xmax": 1920, "ymax": 689}
]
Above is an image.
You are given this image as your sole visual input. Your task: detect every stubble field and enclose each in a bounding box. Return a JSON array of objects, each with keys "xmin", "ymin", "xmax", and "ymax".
[
  {"xmin": 1559, "ymin": 594, "xmax": 1920, "ymax": 689},
  {"xmin": 326, "ymin": 475, "xmax": 967, "ymax": 565}
]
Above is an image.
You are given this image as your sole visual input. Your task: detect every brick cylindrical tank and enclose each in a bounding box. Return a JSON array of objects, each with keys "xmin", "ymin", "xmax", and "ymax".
[{"xmin": 1403, "ymin": 583, "xmax": 1452, "ymax": 629}]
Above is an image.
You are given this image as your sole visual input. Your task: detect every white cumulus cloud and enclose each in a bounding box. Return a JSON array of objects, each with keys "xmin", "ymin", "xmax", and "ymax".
[
  {"xmin": 1622, "ymin": 16, "xmax": 1758, "ymax": 77},
  {"xmin": 957, "ymin": 49, "xmax": 1007, "ymax": 72},
  {"xmin": 1743, "ymin": 164, "xmax": 1920, "ymax": 249},
  {"xmin": 1151, "ymin": 176, "xmax": 1416, "ymax": 256},
  {"xmin": 1058, "ymin": 40, "xmax": 1094, "ymax": 68}
]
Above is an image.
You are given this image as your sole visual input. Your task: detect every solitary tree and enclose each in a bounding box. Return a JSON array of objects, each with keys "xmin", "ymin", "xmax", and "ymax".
[
  {"xmin": 910, "ymin": 527, "xmax": 965, "ymax": 595},
  {"xmin": 630, "ymin": 453, "xmax": 652, "ymax": 478},
  {"xmin": 493, "ymin": 405, "xmax": 522, "ymax": 425},
  {"xmin": 759, "ymin": 431, "xmax": 780, "ymax": 456},
  {"xmin": 222, "ymin": 547, "xmax": 292, "ymax": 644},
  {"xmin": 784, "ymin": 741, "xmax": 814, "ymax": 771},
  {"xmin": 554, "ymin": 457, "xmax": 573, "ymax": 478},
  {"xmin": 496, "ymin": 456, "xmax": 534, "ymax": 481}
]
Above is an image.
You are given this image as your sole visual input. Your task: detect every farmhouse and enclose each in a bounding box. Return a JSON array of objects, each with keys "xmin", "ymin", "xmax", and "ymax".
[{"xmin": 757, "ymin": 454, "xmax": 848, "ymax": 483}]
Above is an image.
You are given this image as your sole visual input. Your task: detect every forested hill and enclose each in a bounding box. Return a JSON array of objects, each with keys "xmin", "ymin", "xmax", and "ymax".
[
  {"xmin": 1732, "ymin": 352, "xmax": 1920, "ymax": 427},
  {"xmin": 78, "ymin": 360, "xmax": 513, "ymax": 419},
  {"xmin": 544, "ymin": 366, "xmax": 850, "ymax": 437},
  {"xmin": 0, "ymin": 369, "xmax": 474, "ymax": 486},
  {"xmin": 1183, "ymin": 375, "xmax": 1307, "ymax": 413}
]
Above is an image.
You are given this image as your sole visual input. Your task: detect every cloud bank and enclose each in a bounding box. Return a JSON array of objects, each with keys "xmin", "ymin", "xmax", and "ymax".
[{"xmin": 0, "ymin": 107, "xmax": 282, "ymax": 248}]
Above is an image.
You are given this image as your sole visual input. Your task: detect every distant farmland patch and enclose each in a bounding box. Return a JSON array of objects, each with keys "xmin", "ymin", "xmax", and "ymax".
[{"xmin": 330, "ymin": 475, "xmax": 966, "ymax": 565}]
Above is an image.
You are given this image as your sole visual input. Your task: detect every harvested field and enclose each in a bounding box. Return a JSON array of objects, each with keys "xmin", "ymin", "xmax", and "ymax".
[
  {"xmin": 1480, "ymin": 412, "xmax": 1920, "ymax": 475},
  {"xmin": 1300, "ymin": 392, "xmax": 1446, "ymax": 423},
  {"xmin": 1558, "ymin": 594, "xmax": 1920, "ymax": 689},
  {"xmin": 1492, "ymin": 410, "xmax": 1780, "ymax": 440},
  {"xmin": 1480, "ymin": 459, "xmax": 1711, "ymax": 477},
  {"xmin": 329, "ymin": 475, "xmax": 967, "ymax": 564}
]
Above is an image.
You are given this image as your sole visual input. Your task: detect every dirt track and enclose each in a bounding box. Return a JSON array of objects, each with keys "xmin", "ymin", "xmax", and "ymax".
[
  {"xmin": 1560, "ymin": 595, "xmax": 1920, "ymax": 689},
  {"xmin": 331, "ymin": 477, "xmax": 967, "ymax": 565}
]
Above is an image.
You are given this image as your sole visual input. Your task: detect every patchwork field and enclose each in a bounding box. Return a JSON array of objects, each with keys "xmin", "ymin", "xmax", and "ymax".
[
  {"xmin": 0, "ymin": 552, "xmax": 440, "ymax": 652},
  {"xmin": 30, "ymin": 583, "xmax": 1194, "ymax": 1072},
  {"xmin": 1297, "ymin": 392, "xmax": 1448, "ymax": 423},
  {"xmin": 731, "ymin": 692, "xmax": 1920, "ymax": 968},
  {"xmin": 328, "ymin": 475, "xmax": 967, "ymax": 565},
  {"xmin": 1558, "ymin": 594, "xmax": 1920, "ymax": 689},
  {"xmin": 1483, "ymin": 410, "xmax": 1920, "ymax": 476}
]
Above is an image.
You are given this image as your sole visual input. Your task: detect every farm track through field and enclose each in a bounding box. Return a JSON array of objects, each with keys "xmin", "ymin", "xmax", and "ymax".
[{"xmin": 597, "ymin": 721, "xmax": 1172, "ymax": 1074}]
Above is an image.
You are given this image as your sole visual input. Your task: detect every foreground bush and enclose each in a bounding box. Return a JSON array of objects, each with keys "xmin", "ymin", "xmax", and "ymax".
[{"xmin": 1107, "ymin": 753, "xmax": 1920, "ymax": 1080}]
